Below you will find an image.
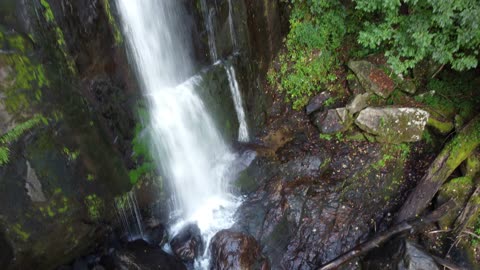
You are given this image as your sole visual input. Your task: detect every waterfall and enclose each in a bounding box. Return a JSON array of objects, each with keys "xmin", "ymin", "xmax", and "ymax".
[
  {"xmin": 225, "ymin": 64, "xmax": 249, "ymax": 142},
  {"xmin": 227, "ymin": 0, "xmax": 237, "ymax": 49},
  {"xmin": 200, "ymin": 0, "xmax": 218, "ymax": 62},
  {"xmin": 115, "ymin": 191, "xmax": 144, "ymax": 241},
  {"xmin": 115, "ymin": 0, "xmax": 242, "ymax": 268}
]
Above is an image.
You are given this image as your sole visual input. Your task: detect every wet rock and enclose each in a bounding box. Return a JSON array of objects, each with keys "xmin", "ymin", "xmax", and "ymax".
[
  {"xmin": 399, "ymin": 241, "xmax": 439, "ymax": 270},
  {"xmin": 114, "ymin": 240, "xmax": 186, "ymax": 270},
  {"xmin": 348, "ymin": 60, "xmax": 395, "ymax": 98},
  {"xmin": 144, "ymin": 224, "xmax": 167, "ymax": 247},
  {"xmin": 305, "ymin": 91, "xmax": 334, "ymax": 115},
  {"xmin": 346, "ymin": 93, "xmax": 371, "ymax": 115},
  {"xmin": 25, "ymin": 161, "xmax": 46, "ymax": 202},
  {"xmin": 347, "ymin": 71, "xmax": 365, "ymax": 95},
  {"xmin": 210, "ymin": 229, "xmax": 269, "ymax": 270},
  {"xmin": 313, "ymin": 109, "xmax": 351, "ymax": 134},
  {"xmin": 170, "ymin": 223, "xmax": 205, "ymax": 263},
  {"xmin": 280, "ymin": 154, "xmax": 330, "ymax": 179},
  {"xmin": 355, "ymin": 107, "xmax": 429, "ymax": 143}
]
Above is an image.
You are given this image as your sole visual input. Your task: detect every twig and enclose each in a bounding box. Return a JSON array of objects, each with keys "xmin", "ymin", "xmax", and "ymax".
[
  {"xmin": 431, "ymin": 64, "xmax": 445, "ymax": 79},
  {"xmin": 318, "ymin": 200, "xmax": 456, "ymax": 270}
]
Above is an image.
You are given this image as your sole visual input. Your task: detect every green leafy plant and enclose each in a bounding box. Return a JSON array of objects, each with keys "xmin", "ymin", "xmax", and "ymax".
[
  {"xmin": 0, "ymin": 115, "xmax": 47, "ymax": 165},
  {"xmin": 271, "ymin": 0, "xmax": 347, "ymax": 109},
  {"xmin": 354, "ymin": 0, "xmax": 480, "ymax": 73}
]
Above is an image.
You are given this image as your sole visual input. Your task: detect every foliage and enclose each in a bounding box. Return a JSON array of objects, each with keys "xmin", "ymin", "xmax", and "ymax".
[
  {"xmin": 39, "ymin": 0, "xmax": 76, "ymax": 74},
  {"xmin": 84, "ymin": 194, "xmax": 103, "ymax": 221},
  {"xmin": 354, "ymin": 0, "xmax": 480, "ymax": 73},
  {"xmin": 0, "ymin": 115, "xmax": 47, "ymax": 165},
  {"xmin": 270, "ymin": 0, "xmax": 347, "ymax": 109}
]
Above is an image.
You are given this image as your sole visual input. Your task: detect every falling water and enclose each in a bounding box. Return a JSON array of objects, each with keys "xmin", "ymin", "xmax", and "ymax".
[
  {"xmin": 227, "ymin": 0, "xmax": 237, "ymax": 49},
  {"xmin": 200, "ymin": 0, "xmax": 218, "ymax": 62},
  {"xmin": 115, "ymin": 0, "xmax": 242, "ymax": 268},
  {"xmin": 225, "ymin": 64, "xmax": 249, "ymax": 142},
  {"xmin": 114, "ymin": 191, "xmax": 144, "ymax": 240}
]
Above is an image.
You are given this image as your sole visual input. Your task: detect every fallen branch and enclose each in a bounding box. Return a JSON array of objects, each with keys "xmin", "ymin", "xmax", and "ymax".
[
  {"xmin": 395, "ymin": 115, "xmax": 480, "ymax": 223},
  {"xmin": 431, "ymin": 255, "xmax": 466, "ymax": 270},
  {"xmin": 318, "ymin": 200, "xmax": 456, "ymax": 270}
]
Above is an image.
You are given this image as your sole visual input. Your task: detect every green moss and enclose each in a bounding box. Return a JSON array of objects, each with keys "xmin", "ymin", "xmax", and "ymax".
[
  {"xmin": 39, "ymin": 0, "xmax": 76, "ymax": 74},
  {"xmin": 319, "ymin": 133, "xmax": 333, "ymax": 141},
  {"xmin": 40, "ymin": 0, "xmax": 55, "ymax": 22},
  {"xmin": 0, "ymin": 52, "xmax": 48, "ymax": 113},
  {"xmin": 62, "ymin": 147, "xmax": 80, "ymax": 161},
  {"xmin": 84, "ymin": 194, "xmax": 103, "ymax": 221},
  {"xmin": 102, "ymin": 0, "xmax": 123, "ymax": 45},
  {"xmin": 129, "ymin": 162, "xmax": 154, "ymax": 185},
  {"xmin": 427, "ymin": 117, "xmax": 454, "ymax": 134},
  {"xmin": 87, "ymin": 174, "xmax": 95, "ymax": 182},
  {"xmin": 11, "ymin": 223, "xmax": 30, "ymax": 241},
  {"xmin": 39, "ymin": 191, "xmax": 69, "ymax": 218},
  {"xmin": 442, "ymin": 177, "xmax": 473, "ymax": 200}
]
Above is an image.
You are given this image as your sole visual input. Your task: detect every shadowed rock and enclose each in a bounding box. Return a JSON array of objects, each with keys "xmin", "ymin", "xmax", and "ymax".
[
  {"xmin": 210, "ymin": 229, "xmax": 269, "ymax": 270},
  {"xmin": 170, "ymin": 223, "xmax": 205, "ymax": 263}
]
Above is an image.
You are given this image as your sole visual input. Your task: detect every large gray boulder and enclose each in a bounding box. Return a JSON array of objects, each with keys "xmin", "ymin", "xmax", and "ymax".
[
  {"xmin": 348, "ymin": 60, "xmax": 396, "ymax": 98},
  {"xmin": 398, "ymin": 241, "xmax": 439, "ymax": 270},
  {"xmin": 355, "ymin": 107, "xmax": 429, "ymax": 143}
]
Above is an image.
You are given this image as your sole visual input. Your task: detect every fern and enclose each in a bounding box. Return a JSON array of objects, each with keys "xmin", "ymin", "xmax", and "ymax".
[{"xmin": 0, "ymin": 114, "xmax": 47, "ymax": 166}]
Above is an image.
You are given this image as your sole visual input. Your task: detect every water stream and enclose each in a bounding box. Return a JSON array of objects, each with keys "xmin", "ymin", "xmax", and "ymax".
[{"xmin": 115, "ymin": 0, "xmax": 248, "ymax": 268}]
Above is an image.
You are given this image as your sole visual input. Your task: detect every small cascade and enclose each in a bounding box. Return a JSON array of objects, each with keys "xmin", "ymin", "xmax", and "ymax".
[
  {"xmin": 225, "ymin": 64, "xmax": 249, "ymax": 142},
  {"xmin": 227, "ymin": 0, "xmax": 237, "ymax": 49},
  {"xmin": 114, "ymin": 191, "xmax": 144, "ymax": 241},
  {"xmin": 200, "ymin": 0, "xmax": 218, "ymax": 62}
]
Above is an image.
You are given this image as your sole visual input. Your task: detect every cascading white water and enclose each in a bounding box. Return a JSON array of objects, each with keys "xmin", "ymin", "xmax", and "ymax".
[
  {"xmin": 115, "ymin": 191, "xmax": 144, "ymax": 241},
  {"xmin": 115, "ymin": 0, "xmax": 242, "ymax": 267},
  {"xmin": 200, "ymin": 0, "xmax": 218, "ymax": 62},
  {"xmin": 227, "ymin": 0, "xmax": 237, "ymax": 49},
  {"xmin": 225, "ymin": 64, "xmax": 249, "ymax": 142}
]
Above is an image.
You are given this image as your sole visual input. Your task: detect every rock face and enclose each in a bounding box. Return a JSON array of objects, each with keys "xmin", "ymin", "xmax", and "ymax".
[
  {"xmin": 346, "ymin": 93, "xmax": 371, "ymax": 115},
  {"xmin": 348, "ymin": 60, "xmax": 395, "ymax": 98},
  {"xmin": 210, "ymin": 229, "xmax": 269, "ymax": 270},
  {"xmin": 313, "ymin": 109, "xmax": 352, "ymax": 134},
  {"xmin": 355, "ymin": 107, "xmax": 429, "ymax": 143},
  {"xmin": 399, "ymin": 242, "xmax": 439, "ymax": 270},
  {"xmin": 305, "ymin": 91, "xmax": 334, "ymax": 115},
  {"xmin": 112, "ymin": 240, "xmax": 186, "ymax": 270},
  {"xmin": 170, "ymin": 223, "xmax": 205, "ymax": 263}
]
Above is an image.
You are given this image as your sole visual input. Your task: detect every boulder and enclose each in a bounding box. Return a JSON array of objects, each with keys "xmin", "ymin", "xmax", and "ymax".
[
  {"xmin": 305, "ymin": 91, "xmax": 334, "ymax": 115},
  {"xmin": 355, "ymin": 107, "xmax": 429, "ymax": 143},
  {"xmin": 399, "ymin": 242, "xmax": 439, "ymax": 270},
  {"xmin": 348, "ymin": 60, "xmax": 395, "ymax": 98},
  {"xmin": 313, "ymin": 109, "xmax": 352, "ymax": 134},
  {"xmin": 346, "ymin": 93, "xmax": 371, "ymax": 115},
  {"xmin": 210, "ymin": 229, "xmax": 269, "ymax": 270},
  {"xmin": 114, "ymin": 240, "xmax": 186, "ymax": 270},
  {"xmin": 170, "ymin": 223, "xmax": 205, "ymax": 263},
  {"xmin": 144, "ymin": 224, "xmax": 167, "ymax": 247}
]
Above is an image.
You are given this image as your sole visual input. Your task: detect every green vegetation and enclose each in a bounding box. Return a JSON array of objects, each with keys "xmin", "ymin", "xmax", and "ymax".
[
  {"xmin": 269, "ymin": 0, "xmax": 346, "ymax": 109},
  {"xmin": 39, "ymin": 0, "xmax": 76, "ymax": 74},
  {"xmin": 0, "ymin": 115, "xmax": 47, "ymax": 165},
  {"xmin": 102, "ymin": 0, "xmax": 123, "ymax": 45},
  {"xmin": 355, "ymin": 0, "xmax": 480, "ymax": 73},
  {"xmin": 84, "ymin": 194, "xmax": 103, "ymax": 221},
  {"xmin": 319, "ymin": 133, "xmax": 333, "ymax": 141},
  {"xmin": 62, "ymin": 147, "xmax": 80, "ymax": 161},
  {"xmin": 129, "ymin": 107, "xmax": 155, "ymax": 185}
]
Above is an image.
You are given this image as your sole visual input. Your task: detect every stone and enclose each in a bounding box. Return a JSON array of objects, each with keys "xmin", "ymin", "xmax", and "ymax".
[
  {"xmin": 355, "ymin": 107, "xmax": 430, "ymax": 143},
  {"xmin": 305, "ymin": 91, "xmax": 334, "ymax": 115},
  {"xmin": 210, "ymin": 229, "xmax": 269, "ymax": 270},
  {"xmin": 348, "ymin": 60, "xmax": 395, "ymax": 98},
  {"xmin": 399, "ymin": 241, "xmax": 439, "ymax": 270},
  {"xmin": 144, "ymin": 224, "xmax": 167, "ymax": 247},
  {"xmin": 313, "ymin": 109, "xmax": 349, "ymax": 134},
  {"xmin": 347, "ymin": 72, "xmax": 365, "ymax": 95},
  {"xmin": 25, "ymin": 161, "xmax": 46, "ymax": 202},
  {"xmin": 115, "ymin": 240, "xmax": 186, "ymax": 270},
  {"xmin": 170, "ymin": 223, "xmax": 204, "ymax": 263},
  {"xmin": 346, "ymin": 93, "xmax": 371, "ymax": 115}
]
